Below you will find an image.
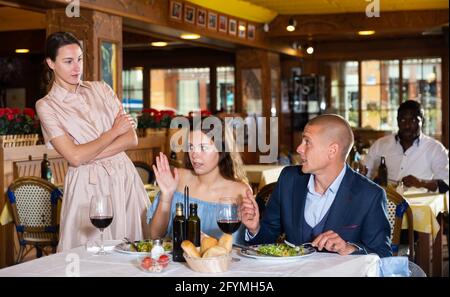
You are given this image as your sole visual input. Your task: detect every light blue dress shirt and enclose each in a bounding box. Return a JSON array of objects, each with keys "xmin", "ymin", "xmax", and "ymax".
[{"xmin": 304, "ymin": 165, "xmax": 346, "ymax": 227}]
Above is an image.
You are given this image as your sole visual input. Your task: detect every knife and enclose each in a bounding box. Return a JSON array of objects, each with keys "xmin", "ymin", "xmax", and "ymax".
[{"xmin": 233, "ymin": 243, "xmax": 261, "ymax": 254}]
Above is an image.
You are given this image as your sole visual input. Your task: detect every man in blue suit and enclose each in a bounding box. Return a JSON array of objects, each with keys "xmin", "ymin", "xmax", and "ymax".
[{"xmin": 241, "ymin": 114, "xmax": 392, "ymax": 257}]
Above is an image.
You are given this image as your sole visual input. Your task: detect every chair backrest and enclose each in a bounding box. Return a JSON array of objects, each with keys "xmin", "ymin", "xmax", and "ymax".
[
  {"xmin": 13, "ymin": 157, "xmax": 68, "ymax": 186},
  {"xmin": 133, "ymin": 161, "xmax": 155, "ymax": 184},
  {"xmin": 254, "ymin": 182, "xmax": 285, "ymax": 243},
  {"xmin": 255, "ymin": 182, "xmax": 277, "ymax": 218},
  {"xmin": 384, "ymin": 185, "xmax": 415, "ymax": 261},
  {"xmin": 7, "ymin": 177, "xmax": 63, "ymax": 244},
  {"xmin": 408, "ymin": 260, "xmax": 427, "ymax": 277}
]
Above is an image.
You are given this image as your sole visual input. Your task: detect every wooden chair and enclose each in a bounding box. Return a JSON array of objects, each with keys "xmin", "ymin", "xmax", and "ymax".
[
  {"xmin": 254, "ymin": 182, "xmax": 285, "ymax": 243},
  {"xmin": 384, "ymin": 185, "xmax": 415, "ymax": 261},
  {"xmin": 255, "ymin": 182, "xmax": 277, "ymax": 217},
  {"xmin": 133, "ymin": 161, "xmax": 155, "ymax": 184},
  {"xmin": 7, "ymin": 177, "xmax": 63, "ymax": 263}
]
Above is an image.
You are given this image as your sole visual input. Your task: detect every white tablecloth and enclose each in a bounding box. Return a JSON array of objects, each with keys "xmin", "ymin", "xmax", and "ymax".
[{"xmin": 0, "ymin": 240, "xmax": 380, "ymax": 277}]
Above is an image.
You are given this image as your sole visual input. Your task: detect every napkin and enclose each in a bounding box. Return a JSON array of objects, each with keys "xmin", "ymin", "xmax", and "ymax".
[
  {"xmin": 378, "ymin": 256, "xmax": 410, "ymax": 277},
  {"xmin": 402, "ymin": 187, "xmax": 428, "ymax": 195},
  {"xmin": 85, "ymin": 240, "xmax": 117, "ymax": 253}
]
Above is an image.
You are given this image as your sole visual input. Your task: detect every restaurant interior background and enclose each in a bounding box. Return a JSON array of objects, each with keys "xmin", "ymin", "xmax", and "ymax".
[{"xmin": 0, "ymin": 0, "xmax": 448, "ymax": 274}]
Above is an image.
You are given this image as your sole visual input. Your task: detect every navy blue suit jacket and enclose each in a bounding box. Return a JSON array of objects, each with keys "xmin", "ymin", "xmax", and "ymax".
[{"xmin": 248, "ymin": 165, "xmax": 392, "ymax": 258}]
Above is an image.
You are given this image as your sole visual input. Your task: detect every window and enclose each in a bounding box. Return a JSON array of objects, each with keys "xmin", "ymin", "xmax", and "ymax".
[
  {"xmin": 402, "ymin": 58, "xmax": 442, "ymax": 138},
  {"xmin": 330, "ymin": 61, "xmax": 359, "ymax": 127},
  {"xmin": 361, "ymin": 60, "xmax": 399, "ymax": 130},
  {"xmin": 150, "ymin": 68, "xmax": 210, "ymax": 115},
  {"xmin": 216, "ymin": 66, "xmax": 235, "ymax": 112},
  {"xmin": 122, "ymin": 67, "xmax": 143, "ymax": 113},
  {"xmin": 329, "ymin": 58, "xmax": 442, "ymax": 140}
]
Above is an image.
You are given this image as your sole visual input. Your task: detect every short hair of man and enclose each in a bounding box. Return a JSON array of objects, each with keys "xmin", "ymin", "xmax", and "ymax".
[
  {"xmin": 307, "ymin": 114, "xmax": 354, "ymax": 161},
  {"xmin": 397, "ymin": 100, "xmax": 424, "ymax": 120}
]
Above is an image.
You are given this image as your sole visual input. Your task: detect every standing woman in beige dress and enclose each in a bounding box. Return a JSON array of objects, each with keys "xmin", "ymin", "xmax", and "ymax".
[{"xmin": 36, "ymin": 32, "xmax": 150, "ymax": 251}]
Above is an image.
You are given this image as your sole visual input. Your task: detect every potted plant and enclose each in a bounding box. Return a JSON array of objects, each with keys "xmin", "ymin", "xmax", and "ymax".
[
  {"xmin": 137, "ymin": 108, "xmax": 176, "ymax": 137},
  {"xmin": 0, "ymin": 108, "xmax": 41, "ymax": 147}
]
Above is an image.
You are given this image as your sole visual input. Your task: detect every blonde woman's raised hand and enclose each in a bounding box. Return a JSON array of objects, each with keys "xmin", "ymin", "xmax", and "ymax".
[{"xmin": 153, "ymin": 152, "xmax": 179, "ymax": 196}]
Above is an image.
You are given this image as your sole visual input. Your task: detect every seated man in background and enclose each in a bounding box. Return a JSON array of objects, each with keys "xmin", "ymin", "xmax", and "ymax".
[
  {"xmin": 363, "ymin": 100, "xmax": 449, "ymax": 193},
  {"xmin": 241, "ymin": 114, "xmax": 392, "ymax": 258}
]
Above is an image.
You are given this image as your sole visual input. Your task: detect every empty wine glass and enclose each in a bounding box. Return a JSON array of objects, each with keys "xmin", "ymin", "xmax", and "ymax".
[
  {"xmin": 216, "ymin": 197, "xmax": 241, "ymax": 234},
  {"xmin": 89, "ymin": 195, "xmax": 113, "ymax": 255}
]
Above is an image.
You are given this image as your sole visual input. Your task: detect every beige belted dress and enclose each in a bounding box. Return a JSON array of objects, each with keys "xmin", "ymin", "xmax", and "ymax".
[{"xmin": 36, "ymin": 81, "xmax": 150, "ymax": 252}]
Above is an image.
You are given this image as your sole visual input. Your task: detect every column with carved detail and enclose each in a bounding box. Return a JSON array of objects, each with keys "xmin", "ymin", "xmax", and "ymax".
[
  {"xmin": 236, "ymin": 49, "xmax": 281, "ymax": 164},
  {"xmin": 46, "ymin": 7, "xmax": 123, "ymax": 98}
]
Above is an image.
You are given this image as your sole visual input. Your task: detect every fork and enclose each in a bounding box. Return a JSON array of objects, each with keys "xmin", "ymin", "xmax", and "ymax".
[
  {"xmin": 284, "ymin": 240, "xmax": 315, "ymax": 251},
  {"xmin": 123, "ymin": 237, "xmax": 139, "ymax": 251}
]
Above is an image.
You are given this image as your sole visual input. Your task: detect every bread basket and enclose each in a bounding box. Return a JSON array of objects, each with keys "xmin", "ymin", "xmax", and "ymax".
[{"xmin": 183, "ymin": 253, "xmax": 232, "ymax": 273}]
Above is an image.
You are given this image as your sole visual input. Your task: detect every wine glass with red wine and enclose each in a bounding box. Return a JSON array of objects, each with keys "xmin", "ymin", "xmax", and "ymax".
[
  {"xmin": 89, "ymin": 195, "xmax": 113, "ymax": 255},
  {"xmin": 217, "ymin": 197, "xmax": 241, "ymax": 234}
]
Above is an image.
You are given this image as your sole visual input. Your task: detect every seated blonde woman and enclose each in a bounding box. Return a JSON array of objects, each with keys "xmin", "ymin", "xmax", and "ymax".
[{"xmin": 147, "ymin": 119, "xmax": 251, "ymax": 244}]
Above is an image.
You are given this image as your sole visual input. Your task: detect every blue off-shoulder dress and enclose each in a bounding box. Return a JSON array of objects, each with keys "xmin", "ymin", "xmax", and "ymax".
[{"xmin": 147, "ymin": 191, "xmax": 246, "ymax": 245}]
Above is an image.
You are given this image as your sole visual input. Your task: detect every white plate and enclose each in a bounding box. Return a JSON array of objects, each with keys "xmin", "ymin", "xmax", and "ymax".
[
  {"xmin": 113, "ymin": 240, "xmax": 172, "ymax": 255},
  {"xmin": 238, "ymin": 244, "xmax": 316, "ymax": 260},
  {"xmin": 114, "ymin": 242, "xmax": 151, "ymax": 255}
]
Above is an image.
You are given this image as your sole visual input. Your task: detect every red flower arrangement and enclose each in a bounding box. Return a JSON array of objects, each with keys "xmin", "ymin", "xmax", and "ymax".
[
  {"xmin": 0, "ymin": 108, "xmax": 41, "ymax": 135},
  {"xmin": 137, "ymin": 108, "xmax": 176, "ymax": 129}
]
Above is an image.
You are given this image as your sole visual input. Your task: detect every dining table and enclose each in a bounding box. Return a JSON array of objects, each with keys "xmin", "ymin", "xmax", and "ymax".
[
  {"xmin": 243, "ymin": 164, "xmax": 285, "ymax": 191},
  {"xmin": 402, "ymin": 189, "xmax": 448, "ymax": 277},
  {"xmin": 0, "ymin": 240, "xmax": 381, "ymax": 277}
]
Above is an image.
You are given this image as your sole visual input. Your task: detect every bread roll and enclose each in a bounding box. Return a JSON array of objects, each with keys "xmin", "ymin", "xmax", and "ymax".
[
  {"xmin": 202, "ymin": 245, "xmax": 228, "ymax": 258},
  {"xmin": 181, "ymin": 240, "xmax": 201, "ymax": 258},
  {"xmin": 218, "ymin": 233, "xmax": 233, "ymax": 253},
  {"xmin": 201, "ymin": 237, "xmax": 218, "ymax": 255}
]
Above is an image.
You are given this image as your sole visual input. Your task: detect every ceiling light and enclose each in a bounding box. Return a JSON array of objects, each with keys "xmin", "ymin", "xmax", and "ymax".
[
  {"xmin": 180, "ymin": 33, "xmax": 201, "ymax": 40},
  {"xmin": 358, "ymin": 30, "xmax": 375, "ymax": 36},
  {"xmin": 238, "ymin": 25, "xmax": 246, "ymax": 31},
  {"xmin": 151, "ymin": 41, "xmax": 168, "ymax": 47},
  {"xmin": 15, "ymin": 49, "xmax": 29, "ymax": 54},
  {"xmin": 286, "ymin": 18, "xmax": 297, "ymax": 32},
  {"xmin": 306, "ymin": 46, "xmax": 314, "ymax": 55}
]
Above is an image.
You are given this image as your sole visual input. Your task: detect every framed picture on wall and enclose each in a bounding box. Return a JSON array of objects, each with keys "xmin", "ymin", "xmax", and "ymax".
[
  {"xmin": 207, "ymin": 12, "xmax": 217, "ymax": 30},
  {"xmin": 218, "ymin": 15, "xmax": 227, "ymax": 33},
  {"xmin": 184, "ymin": 5, "xmax": 195, "ymax": 24},
  {"xmin": 247, "ymin": 24, "xmax": 255, "ymax": 40},
  {"xmin": 238, "ymin": 21, "xmax": 246, "ymax": 38},
  {"xmin": 170, "ymin": 1, "xmax": 182, "ymax": 21},
  {"xmin": 197, "ymin": 8, "xmax": 206, "ymax": 27},
  {"xmin": 228, "ymin": 19, "xmax": 237, "ymax": 35},
  {"xmin": 100, "ymin": 41, "xmax": 117, "ymax": 92}
]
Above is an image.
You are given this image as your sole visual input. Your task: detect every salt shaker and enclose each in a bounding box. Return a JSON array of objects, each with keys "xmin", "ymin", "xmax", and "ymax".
[
  {"xmin": 151, "ymin": 239, "xmax": 164, "ymax": 259},
  {"xmin": 396, "ymin": 181, "xmax": 405, "ymax": 195}
]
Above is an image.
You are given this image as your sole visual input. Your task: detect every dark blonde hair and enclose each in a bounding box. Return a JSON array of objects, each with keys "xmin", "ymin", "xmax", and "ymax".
[{"xmin": 184, "ymin": 118, "xmax": 248, "ymax": 185}]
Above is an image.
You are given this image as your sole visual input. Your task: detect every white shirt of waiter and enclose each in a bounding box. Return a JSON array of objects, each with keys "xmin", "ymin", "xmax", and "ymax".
[{"xmin": 364, "ymin": 133, "xmax": 449, "ymax": 185}]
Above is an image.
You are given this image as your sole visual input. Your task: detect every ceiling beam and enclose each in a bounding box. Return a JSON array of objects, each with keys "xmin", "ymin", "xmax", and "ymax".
[{"xmin": 268, "ymin": 10, "xmax": 448, "ymax": 38}]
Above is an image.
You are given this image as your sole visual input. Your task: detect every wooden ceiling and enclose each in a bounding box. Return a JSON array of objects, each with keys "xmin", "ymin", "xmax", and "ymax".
[
  {"xmin": 187, "ymin": 0, "xmax": 449, "ymax": 46},
  {"xmin": 0, "ymin": 1, "xmax": 447, "ymax": 55},
  {"xmin": 0, "ymin": 6, "xmax": 45, "ymax": 31}
]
